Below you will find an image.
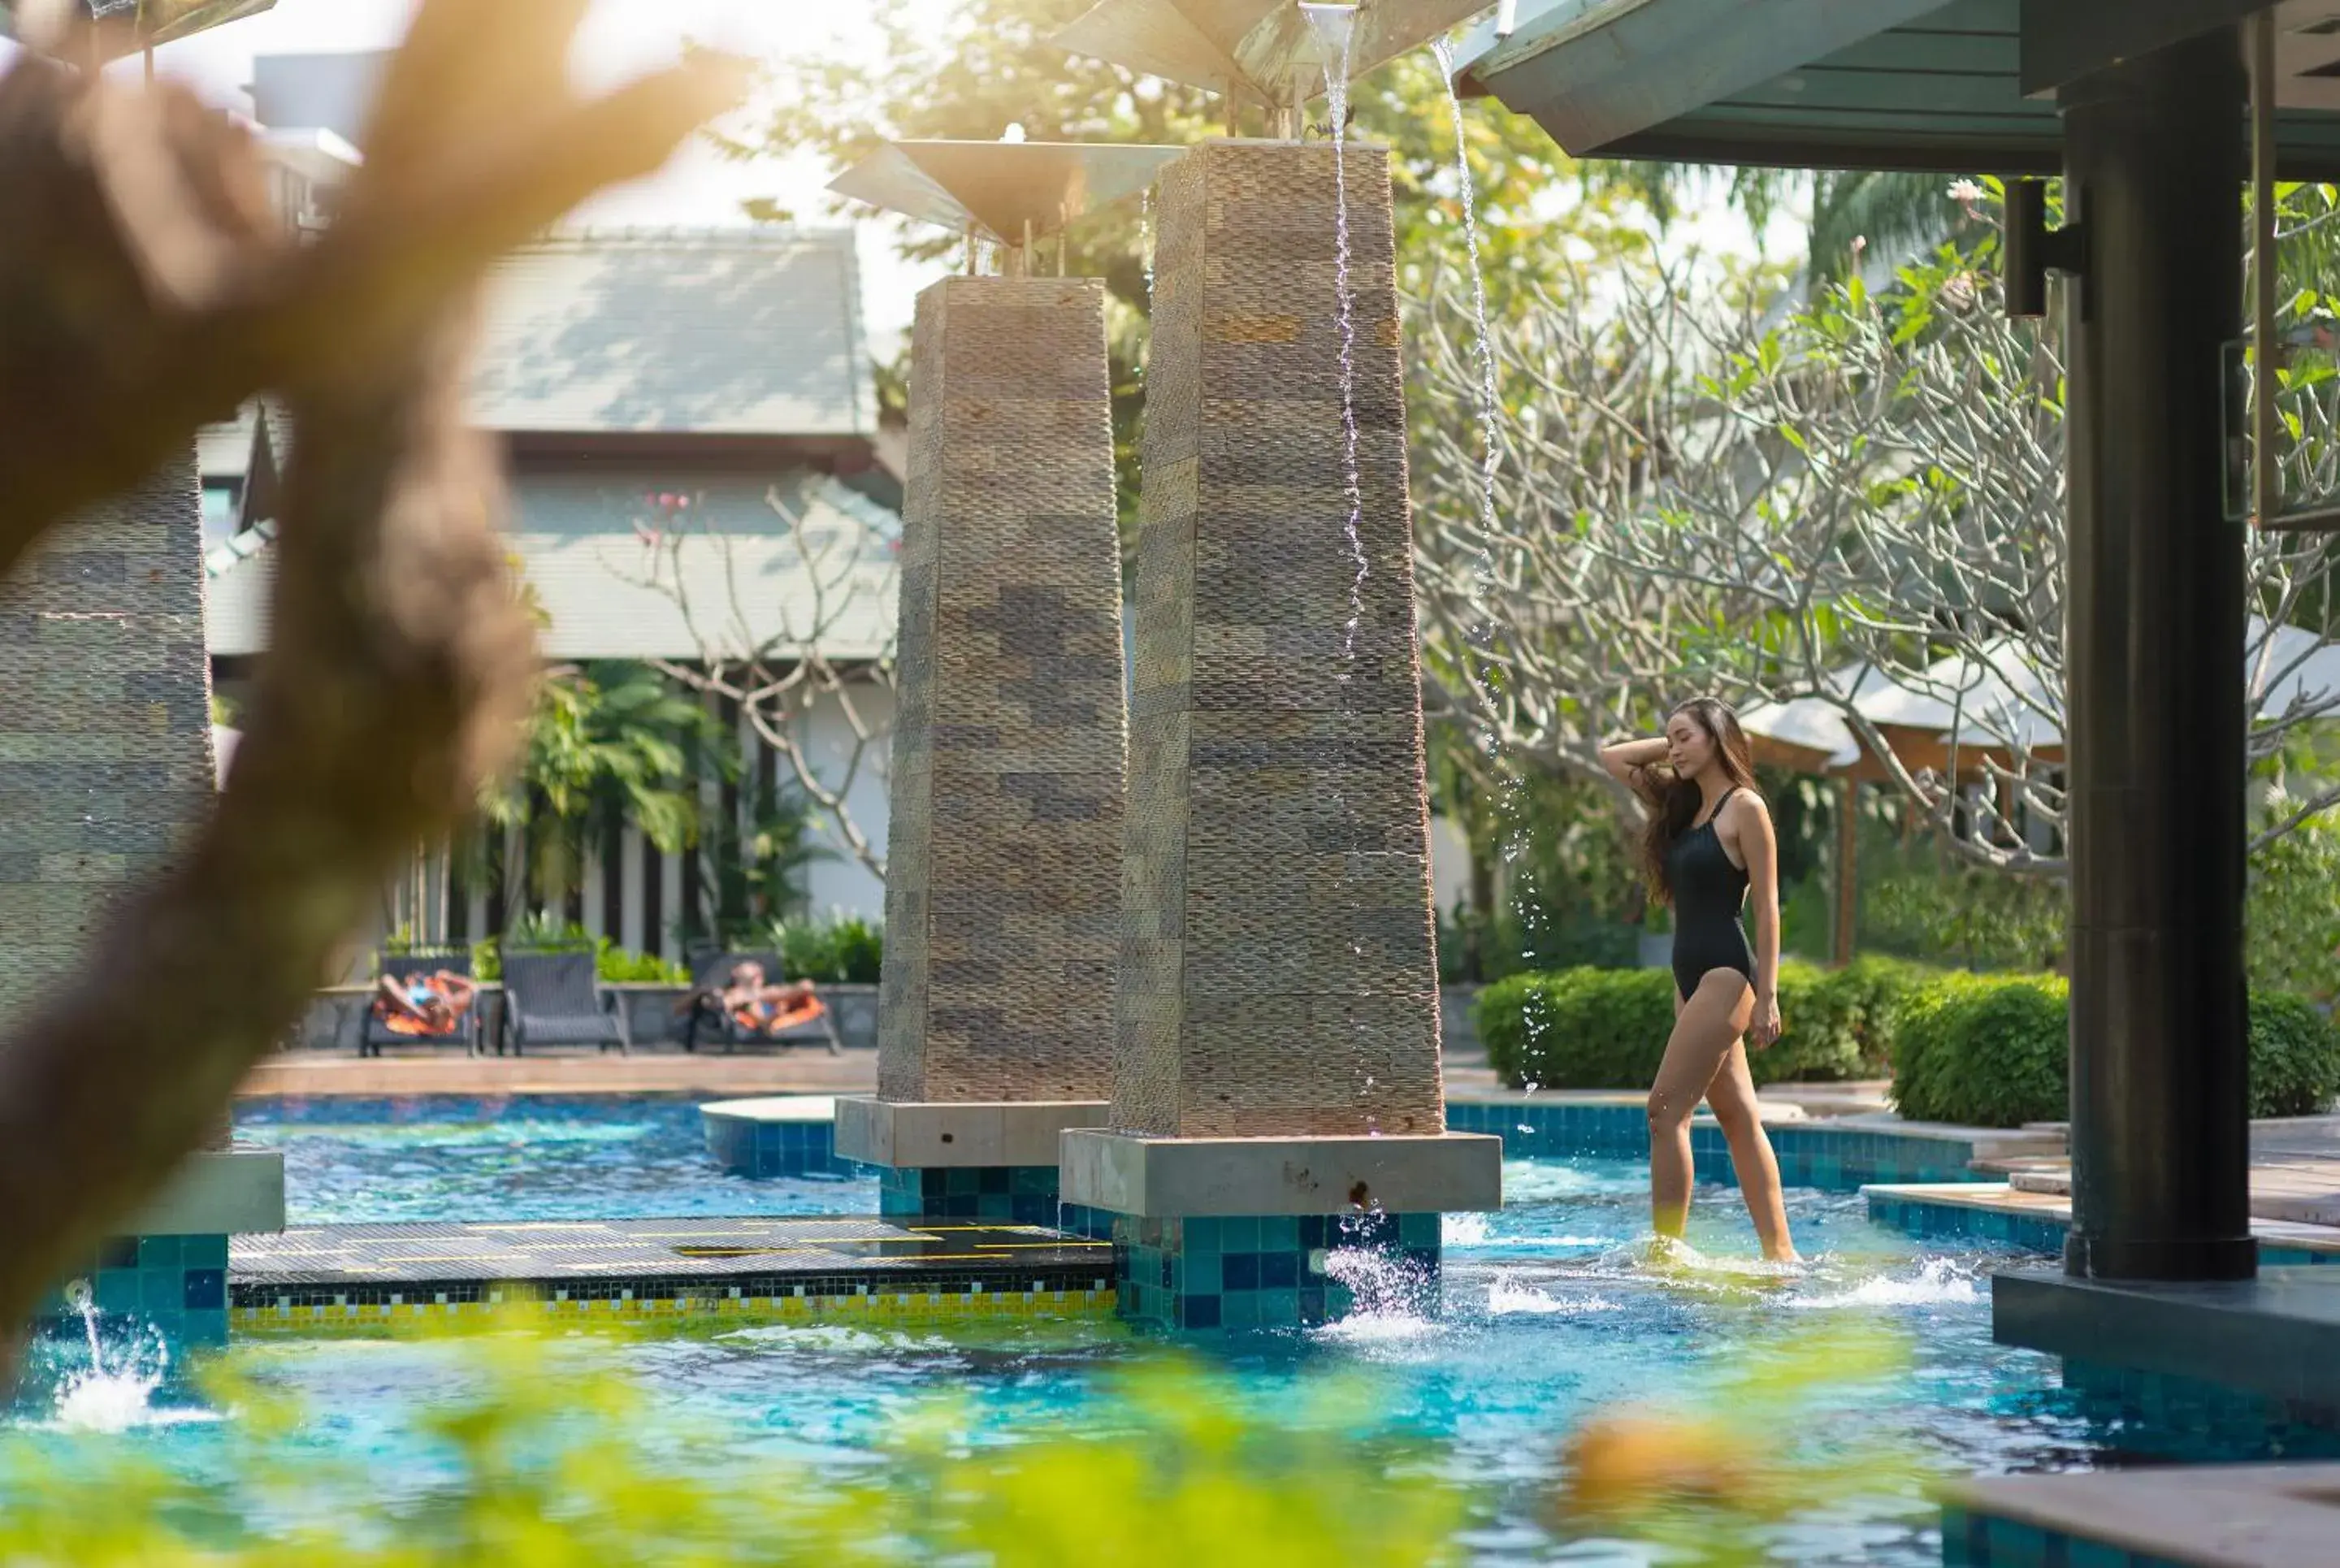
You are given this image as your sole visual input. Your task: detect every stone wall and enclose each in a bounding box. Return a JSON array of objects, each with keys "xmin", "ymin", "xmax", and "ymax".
[
  {"xmin": 878, "ymin": 275, "xmax": 1128, "ymax": 1103},
  {"xmin": 1117, "ymin": 140, "xmax": 1444, "ymax": 1139},
  {"xmin": 0, "ymin": 448, "xmax": 214, "ymax": 1019}
]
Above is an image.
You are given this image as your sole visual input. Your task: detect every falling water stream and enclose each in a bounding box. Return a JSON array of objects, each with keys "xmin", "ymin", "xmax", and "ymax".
[
  {"xmin": 1300, "ymin": 3, "xmax": 1369, "ymax": 661},
  {"xmin": 50, "ymin": 1280, "xmax": 168, "ymax": 1434},
  {"xmin": 1429, "ymin": 37, "xmax": 1502, "ymax": 548}
]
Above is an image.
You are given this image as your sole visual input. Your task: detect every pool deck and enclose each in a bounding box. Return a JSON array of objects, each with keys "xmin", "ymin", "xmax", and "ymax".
[
  {"xmin": 237, "ymin": 1046, "xmax": 882, "ymax": 1100},
  {"xmin": 1866, "ymin": 1114, "xmax": 2340, "ymax": 1260},
  {"xmin": 236, "ymin": 1037, "xmax": 1899, "ymax": 1116},
  {"xmin": 229, "ymin": 1215, "xmax": 1116, "ymax": 1332}
]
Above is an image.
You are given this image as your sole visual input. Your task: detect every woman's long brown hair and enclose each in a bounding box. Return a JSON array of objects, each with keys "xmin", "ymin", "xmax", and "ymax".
[{"xmin": 1637, "ymin": 697, "xmax": 1762, "ymax": 904}]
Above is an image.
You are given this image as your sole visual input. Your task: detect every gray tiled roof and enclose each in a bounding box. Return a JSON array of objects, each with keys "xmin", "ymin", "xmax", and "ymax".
[
  {"xmin": 468, "ymin": 227, "xmax": 874, "ymax": 437},
  {"xmin": 205, "ymin": 470, "xmax": 899, "ymax": 664}
]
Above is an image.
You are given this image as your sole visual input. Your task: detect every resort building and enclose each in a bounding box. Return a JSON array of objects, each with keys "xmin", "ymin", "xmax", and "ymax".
[{"xmin": 200, "ymin": 64, "xmax": 901, "ymax": 955}]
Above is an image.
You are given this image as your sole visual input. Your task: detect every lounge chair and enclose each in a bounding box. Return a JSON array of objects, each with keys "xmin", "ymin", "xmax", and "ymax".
[
  {"xmin": 498, "ymin": 948, "xmax": 630, "ymax": 1056},
  {"xmin": 680, "ymin": 950, "xmax": 843, "ymax": 1055},
  {"xmin": 360, "ymin": 948, "xmax": 485, "ymax": 1058}
]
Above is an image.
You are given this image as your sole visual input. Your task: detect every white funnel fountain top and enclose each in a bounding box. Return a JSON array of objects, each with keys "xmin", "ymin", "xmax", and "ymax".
[
  {"xmin": 827, "ymin": 140, "xmax": 1186, "ymax": 249},
  {"xmin": 1053, "ymin": 0, "xmax": 1494, "ymax": 110}
]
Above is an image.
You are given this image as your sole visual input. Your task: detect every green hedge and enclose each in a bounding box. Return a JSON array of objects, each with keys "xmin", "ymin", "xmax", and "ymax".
[
  {"xmin": 1477, "ymin": 959, "xmax": 2340, "ymax": 1122},
  {"xmin": 1889, "ymin": 972, "xmax": 2069, "ymax": 1126},
  {"xmin": 1891, "ymin": 974, "xmax": 2340, "ymax": 1125},
  {"xmin": 1475, "ymin": 956, "xmax": 1935, "ymax": 1089}
]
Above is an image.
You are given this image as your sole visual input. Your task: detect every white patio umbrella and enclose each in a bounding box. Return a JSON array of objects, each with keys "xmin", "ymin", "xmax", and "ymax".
[{"xmin": 210, "ymin": 724, "xmax": 240, "ymax": 790}]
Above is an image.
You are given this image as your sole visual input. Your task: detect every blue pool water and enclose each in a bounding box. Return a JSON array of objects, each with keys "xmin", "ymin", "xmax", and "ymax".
[
  {"xmin": 4, "ymin": 1098, "xmax": 2192, "ymax": 1562},
  {"xmin": 235, "ymin": 1095, "xmax": 873, "ymax": 1223}
]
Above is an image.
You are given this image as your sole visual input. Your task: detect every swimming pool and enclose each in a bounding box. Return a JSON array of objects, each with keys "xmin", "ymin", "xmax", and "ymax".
[
  {"xmin": 235, "ymin": 1095, "xmax": 873, "ymax": 1224},
  {"xmin": 4, "ymin": 1098, "xmax": 2164, "ymax": 1562}
]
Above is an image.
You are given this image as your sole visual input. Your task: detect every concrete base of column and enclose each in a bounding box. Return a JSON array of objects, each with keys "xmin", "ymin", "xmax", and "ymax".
[
  {"xmin": 1062, "ymin": 1131, "xmax": 1500, "ymax": 1331},
  {"xmin": 835, "ymin": 1098, "xmax": 1108, "ymax": 1168},
  {"xmin": 1060, "ymin": 1130, "xmax": 1501, "ymax": 1218},
  {"xmin": 839, "ymin": 1098, "xmax": 1115, "ymax": 1233},
  {"xmin": 1111, "ymin": 1210, "xmax": 1445, "ymax": 1331},
  {"xmin": 873, "ymin": 1164, "xmax": 1115, "ymax": 1236}
]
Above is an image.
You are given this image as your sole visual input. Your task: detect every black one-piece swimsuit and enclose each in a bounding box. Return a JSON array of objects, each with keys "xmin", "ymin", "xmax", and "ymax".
[{"xmin": 1666, "ymin": 788, "xmax": 1754, "ymax": 1002}]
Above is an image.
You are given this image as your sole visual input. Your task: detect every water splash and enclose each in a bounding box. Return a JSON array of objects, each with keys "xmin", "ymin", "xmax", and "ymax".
[
  {"xmin": 1442, "ymin": 1211, "xmax": 1492, "ymax": 1246},
  {"xmin": 1787, "ymin": 1258, "xmax": 1980, "ymax": 1310},
  {"xmin": 1301, "ymin": 2, "xmax": 1369, "ymax": 662},
  {"xmin": 1486, "ymin": 1273, "xmax": 1622, "ymax": 1316},
  {"xmin": 1316, "ymin": 1244, "xmax": 1437, "ymax": 1341},
  {"xmin": 50, "ymin": 1280, "xmax": 170, "ymax": 1434}
]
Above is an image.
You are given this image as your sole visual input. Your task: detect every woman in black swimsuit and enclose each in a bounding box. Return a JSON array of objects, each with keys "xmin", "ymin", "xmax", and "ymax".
[{"xmin": 1599, "ymin": 698, "xmax": 1796, "ymax": 1263}]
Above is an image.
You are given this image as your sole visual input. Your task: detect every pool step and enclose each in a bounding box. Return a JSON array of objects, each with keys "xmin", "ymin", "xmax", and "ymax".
[{"xmin": 228, "ymin": 1215, "xmax": 1116, "ymax": 1334}]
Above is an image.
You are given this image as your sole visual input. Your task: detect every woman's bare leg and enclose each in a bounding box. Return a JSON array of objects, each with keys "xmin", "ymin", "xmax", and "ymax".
[
  {"xmin": 1647, "ymin": 972, "xmax": 1754, "ymax": 1242},
  {"xmin": 1704, "ymin": 1040, "xmax": 1796, "ymax": 1262}
]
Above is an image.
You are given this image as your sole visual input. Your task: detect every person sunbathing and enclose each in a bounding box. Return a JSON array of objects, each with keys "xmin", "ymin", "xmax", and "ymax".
[
  {"xmin": 720, "ymin": 961, "xmax": 824, "ymax": 1036},
  {"xmin": 373, "ymin": 969, "xmax": 479, "ymax": 1037}
]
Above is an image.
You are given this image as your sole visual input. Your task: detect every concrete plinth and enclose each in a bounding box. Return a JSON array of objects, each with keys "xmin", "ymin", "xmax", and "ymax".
[
  {"xmin": 1061, "ymin": 1129, "xmax": 1498, "ymax": 1217},
  {"xmin": 838, "ymin": 1096, "xmax": 1112, "ymax": 1230},
  {"xmin": 1063, "ymin": 1130, "xmax": 1498, "ymax": 1330},
  {"xmin": 36, "ymin": 1146, "xmax": 284, "ymax": 1354},
  {"xmin": 701, "ymin": 1096, "xmax": 865, "ymax": 1180},
  {"xmin": 1994, "ymin": 1266, "xmax": 2340, "ymax": 1423}
]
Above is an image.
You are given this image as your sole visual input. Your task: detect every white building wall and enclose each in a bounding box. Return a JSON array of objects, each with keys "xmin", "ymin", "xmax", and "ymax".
[{"xmin": 798, "ymin": 682, "xmax": 895, "ymax": 920}]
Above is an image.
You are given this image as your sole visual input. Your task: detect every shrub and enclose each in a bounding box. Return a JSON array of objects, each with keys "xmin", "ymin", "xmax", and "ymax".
[
  {"xmin": 454, "ymin": 923, "xmax": 689, "ymax": 985},
  {"xmin": 2247, "ymin": 806, "xmax": 2340, "ymax": 1006},
  {"xmin": 1810, "ymin": 955, "xmax": 1935, "ymax": 1076},
  {"xmin": 1889, "ymin": 972, "xmax": 2070, "ymax": 1127},
  {"xmin": 1888, "ymin": 974, "xmax": 2340, "ymax": 1124},
  {"xmin": 767, "ymin": 913, "xmax": 884, "ymax": 985},
  {"xmin": 2248, "ymin": 990, "xmax": 2340, "ymax": 1118},
  {"xmin": 1476, "ymin": 967, "xmax": 1673, "ymax": 1089},
  {"xmin": 1475, "ymin": 959, "xmax": 1935, "ymax": 1089}
]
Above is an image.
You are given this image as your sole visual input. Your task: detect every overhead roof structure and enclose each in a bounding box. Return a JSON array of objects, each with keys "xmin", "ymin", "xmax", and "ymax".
[
  {"xmin": 467, "ymin": 227, "xmax": 874, "ymax": 440},
  {"xmin": 0, "ymin": 0, "xmax": 276, "ymax": 55},
  {"xmin": 1456, "ymin": 0, "xmax": 2340, "ymax": 175}
]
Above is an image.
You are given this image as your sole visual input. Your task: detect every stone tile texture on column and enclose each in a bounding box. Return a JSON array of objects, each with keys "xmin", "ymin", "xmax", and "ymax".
[
  {"xmin": 1120, "ymin": 140, "xmax": 1445, "ymax": 1140},
  {"xmin": 878, "ymin": 275, "xmax": 1129, "ymax": 1105},
  {"xmin": 0, "ymin": 447, "xmax": 214, "ymax": 1020}
]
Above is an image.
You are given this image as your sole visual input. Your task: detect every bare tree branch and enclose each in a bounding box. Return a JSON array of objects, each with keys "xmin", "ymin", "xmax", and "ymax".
[
  {"xmin": 1413, "ymin": 235, "xmax": 2340, "ymax": 875},
  {"xmin": 623, "ymin": 487, "xmax": 898, "ymax": 883}
]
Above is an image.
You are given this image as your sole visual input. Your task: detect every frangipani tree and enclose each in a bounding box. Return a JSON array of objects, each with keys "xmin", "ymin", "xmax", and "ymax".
[{"xmin": 1413, "ymin": 181, "xmax": 2340, "ymax": 874}]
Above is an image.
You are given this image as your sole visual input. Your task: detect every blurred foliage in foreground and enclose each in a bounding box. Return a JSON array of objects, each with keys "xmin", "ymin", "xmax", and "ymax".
[{"xmin": 0, "ymin": 1320, "xmax": 1925, "ymax": 1566}]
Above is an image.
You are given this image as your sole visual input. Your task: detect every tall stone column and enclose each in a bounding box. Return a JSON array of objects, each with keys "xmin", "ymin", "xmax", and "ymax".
[
  {"xmin": 1061, "ymin": 140, "xmax": 1498, "ymax": 1331},
  {"xmin": 835, "ymin": 275, "xmax": 1127, "ymax": 1230},
  {"xmin": 0, "ymin": 448, "xmax": 260, "ymax": 1348}
]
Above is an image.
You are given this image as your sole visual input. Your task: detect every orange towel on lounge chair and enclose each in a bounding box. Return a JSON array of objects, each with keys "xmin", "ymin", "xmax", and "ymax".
[
  {"xmin": 732, "ymin": 995, "xmax": 826, "ymax": 1037},
  {"xmin": 375, "ymin": 978, "xmax": 470, "ymax": 1038}
]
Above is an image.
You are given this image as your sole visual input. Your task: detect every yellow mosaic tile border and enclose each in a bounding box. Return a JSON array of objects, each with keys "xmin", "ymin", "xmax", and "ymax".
[{"xmin": 232, "ymin": 1286, "xmax": 1117, "ymax": 1336}]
